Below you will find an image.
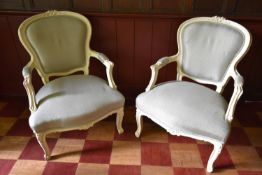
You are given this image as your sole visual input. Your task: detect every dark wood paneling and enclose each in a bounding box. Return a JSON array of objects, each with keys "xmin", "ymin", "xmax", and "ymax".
[
  {"xmin": 0, "ymin": 16, "xmax": 24, "ymax": 95},
  {"xmin": 116, "ymin": 19, "xmax": 134, "ymax": 87},
  {"xmin": 235, "ymin": 0, "xmax": 262, "ymax": 15},
  {"xmin": 193, "ymin": 0, "xmax": 224, "ymax": 13},
  {"xmin": 32, "ymin": 0, "xmax": 71, "ymax": 10},
  {"xmin": 89, "ymin": 17, "xmax": 117, "ymax": 80},
  {"xmin": 73, "ymin": 0, "xmax": 102, "ymax": 11},
  {"xmin": 112, "ymin": 0, "xmax": 142, "ymax": 11},
  {"xmin": 134, "ymin": 19, "xmax": 152, "ymax": 86},
  {"xmin": 0, "ymin": 12, "xmax": 261, "ymax": 101},
  {"xmin": 151, "ymin": 20, "xmax": 172, "ymax": 83},
  {"xmin": 0, "ymin": 0, "xmax": 25, "ymax": 10},
  {"xmin": 152, "ymin": 0, "xmax": 185, "ymax": 13}
]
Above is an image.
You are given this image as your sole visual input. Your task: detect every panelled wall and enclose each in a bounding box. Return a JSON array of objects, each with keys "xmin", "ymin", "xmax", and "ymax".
[
  {"xmin": 0, "ymin": 0, "xmax": 262, "ymax": 102},
  {"xmin": 1, "ymin": 0, "xmax": 262, "ymax": 16}
]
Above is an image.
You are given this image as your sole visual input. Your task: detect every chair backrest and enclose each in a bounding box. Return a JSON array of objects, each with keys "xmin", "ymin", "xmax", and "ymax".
[
  {"xmin": 18, "ymin": 11, "xmax": 92, "ymax": 83},
  {"xmin": 176, "ymin": 17, "xmax": 251, "ymax": 91}
]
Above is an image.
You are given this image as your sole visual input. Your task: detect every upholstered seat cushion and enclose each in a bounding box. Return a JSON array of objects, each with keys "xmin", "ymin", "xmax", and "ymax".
[
  {"xmin": 136, "ymin": 81, "xmax": 229, "ymax": 142},
  {"xmin": 29, "ymin": 75, "xmax": 124, "ymax": 133}
]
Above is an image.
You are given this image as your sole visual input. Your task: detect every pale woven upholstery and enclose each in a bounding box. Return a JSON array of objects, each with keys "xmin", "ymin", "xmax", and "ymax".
[
  {"xmin": 27, "ymin": 16, "xmax": 87, "ymax": 73},
  {"xmin": 136, "ymin": 81, "xmax": 229, "ymax": 142},
  {"xmin": 181, "ymin": 22, "xmax": 244, "ymax": 82},
  {"xmin": 135, "ymin": 17, "xmax": 251, "ymax": 172},
  {"xmin": 30, "ymin": 75, "xmax": 124, "ymax": 133},
  {"xmin": 19, "ymin": 11, "xmax": 125, "ymax": 160}
]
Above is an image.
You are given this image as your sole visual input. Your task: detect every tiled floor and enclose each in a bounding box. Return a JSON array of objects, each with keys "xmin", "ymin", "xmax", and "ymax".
[{"xmin": 0, "ymin": 98, "xmax": 262, "ymax": 175}]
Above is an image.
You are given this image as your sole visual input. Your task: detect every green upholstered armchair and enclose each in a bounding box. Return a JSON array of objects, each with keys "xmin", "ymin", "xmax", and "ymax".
[{"xmin": 19, "ymin": 10, "xmax": 125, "ymax": 160}]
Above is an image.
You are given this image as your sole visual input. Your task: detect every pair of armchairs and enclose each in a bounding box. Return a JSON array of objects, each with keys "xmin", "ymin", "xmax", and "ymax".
[{"xmin": 18, "ymin": 11, "xmax": 251, "ymax": 173}]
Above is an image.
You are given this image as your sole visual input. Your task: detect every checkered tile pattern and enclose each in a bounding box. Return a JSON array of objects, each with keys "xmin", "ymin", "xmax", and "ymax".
[{"xmin": 0, "ymin": 98, "xmax": 262, "ymax": 175}]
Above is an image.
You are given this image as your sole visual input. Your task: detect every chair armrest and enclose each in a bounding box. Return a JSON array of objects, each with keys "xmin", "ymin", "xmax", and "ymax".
[
  {"xmin": 22, "ymin": 62, "xmax": 37, "ymax": 112},
  {"xmin": 90, "ymin": 50, "xmax": 117, "ymax": 89},
  {"xmin": 145, "ymin": 54, "xmax": 178, "ymax": 92},
  {"xmin": 225, "ymin": 70, "xmax": 244, "ymax": 122}
]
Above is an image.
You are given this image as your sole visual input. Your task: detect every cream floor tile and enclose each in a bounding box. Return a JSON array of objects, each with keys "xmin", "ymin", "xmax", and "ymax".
[
  {"xmin": 76, "ymin": 163, "xmax": 109, "ymax": 175},
  {"xmin": 170, "ymin": 143, "xmax": 203, "ymax": 168},
  {"xmin": 227, "ymin": 145, "xmax": 262, "ymax": 171},
  {"xmin": 51, "ymin": 138, "xmax": 85, "ymax": 162},
  {"xmin": 0, "ymin": 136, "xmax": 30, "ymax": 159},
  {"xmin": 110, "ymin": 141, "xmax": 141, "ymax": 165},
  {"xmin": 9, "ymin": 160, "xmax": 46, "ymax": 175}
]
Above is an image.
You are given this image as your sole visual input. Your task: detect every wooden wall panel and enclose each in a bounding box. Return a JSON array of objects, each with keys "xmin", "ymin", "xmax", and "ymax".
[
  {"xmin": 0, "ymin": 16, "xmax": 24, "ymax": 95},
  {"xmin": 151, "ymin": 20, "xmax": 172, "ymax": 83},
  {"xmin": 193, "ymin": 0, "xmax": 224, "ymax": 13},
  {"xmin": 152, "ymin": 0, "xmax": 185, "ymax": 13},
  {"xmin": 235, "ymin": 0, "xmax": 262, "ymax": 15},
  {"xmin": 73, "ymin": 0, "xmax": 102, "ymax": 11},
  {"xmin": 89, "ymin": 17, "xmax": 117, "ymax": 80},
  {"xmin": 134, "ymin": 19, "xmax": 152, "ymax": 87},
  {"xmin": 0, "ymin": 0, "xmax": 25, "ymax": 10},
  {"xmin": 31, "ymin": 0, "xmax": 71, "ymax": 10},
  {"xmin": 116, "ymin": 19, "xmax": 135, "ymax": 97},
  {"xmin": 112, "ymin": 0, "xmax": 142, "ymax": 11},
  {"xmin": 0, "ymin": 12, "xmax": 261, "ymax": 101}
]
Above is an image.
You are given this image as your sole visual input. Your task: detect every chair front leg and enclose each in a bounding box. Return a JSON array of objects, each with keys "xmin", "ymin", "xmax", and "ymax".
[
  {"xmin": 35, "ymin": 133, "xmax": 51, "ymax": 160},
  {"xmin": 135, "ymin": 109, "xmax": 143, "ymax": 138},
  {"xmin": 207, "ymin": 143, "xmax": 223, "ymax": 173},
  {"xmin": 116, "ymin": 108, "xmax": 124, "ymax": 134}
]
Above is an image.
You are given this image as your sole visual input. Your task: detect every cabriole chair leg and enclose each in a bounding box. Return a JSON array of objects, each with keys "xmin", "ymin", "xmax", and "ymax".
[
  {"xmin": 135, "ymin": 110, "xmax": 143, "ymax": 138},
  {"xmin": 35, "ymin": 133, "xmax": 50, "ymax": 160},
  {"xmin": 207, "ymin": 143, "xmax": 223, "ymax": 173},
  {"xmin": 116, "ymin": 108, "xmax": 124, "ymax": 134}
]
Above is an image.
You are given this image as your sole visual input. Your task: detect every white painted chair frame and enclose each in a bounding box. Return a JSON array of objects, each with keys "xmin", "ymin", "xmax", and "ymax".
[
  {"xmin": 19, "ymin": 11, "xmax": 124, "ymax": 160},
  {"xmin": 135, "ymin": 16, "xmax": 251, "ymax": 172}
]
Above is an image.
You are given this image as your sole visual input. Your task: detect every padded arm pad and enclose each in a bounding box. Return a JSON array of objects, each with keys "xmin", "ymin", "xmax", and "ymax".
[
  {"xmin": 90, "ymin": 50, "xmax": 117, "ymax": 89},
  {"xmin": 146, "ymin": 54, "xmax": 178, "ymax": 91},
  {"xmin": 22, "ymin": 62, "xmax": 37, "ymax": 112}
]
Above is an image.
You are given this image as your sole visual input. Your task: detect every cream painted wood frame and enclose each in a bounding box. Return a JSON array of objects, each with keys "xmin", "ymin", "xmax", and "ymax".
[
  {"xmin": 135, "ymin": 16, "xmax": 251, "ymax": 172},
  {"xmin": 18, "ymin": 10, "xmax": 124, "ymax": 160}
]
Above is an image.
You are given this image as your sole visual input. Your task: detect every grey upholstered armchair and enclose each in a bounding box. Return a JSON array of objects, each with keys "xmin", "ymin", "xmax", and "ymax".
[
  {"xmin": 135, "ymin": 17, "xmax": 251, "ymax": 172},
  {"xmin": 19, "ymin": 11, "xmax": 125, "ymax": 160}
]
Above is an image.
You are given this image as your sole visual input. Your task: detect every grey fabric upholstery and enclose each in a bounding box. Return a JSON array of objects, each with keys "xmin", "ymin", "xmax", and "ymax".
[
  {"xmin": 27, "ymin": 16, "xmax": 87, "ymax": 73},
  {"xmin": 29, "ymin": 75, "xmax": 124, "ymax": 133},
  {"xmin": 136, "ymin": 81, "xmax": 229, "ymax": 142},
  {"xmin": 181, "ymin": 22, "xmax": 244, "ymax": 82}
]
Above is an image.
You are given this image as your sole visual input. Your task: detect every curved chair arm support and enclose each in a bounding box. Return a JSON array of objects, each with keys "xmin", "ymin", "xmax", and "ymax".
[
  {"xmin": 90, "ymin": 50, "xmax": 117, "ymax": 89},
  {"xmin": 225, "ymin": 69, "xmax": 244, "ymax": 122},
  {"xmin": 22, "ymin": 62, "xmax": 37, "ymax": 112},
  {"xmin": 145, "ymin": 54, "xmax": 178, "ymax": 92}
]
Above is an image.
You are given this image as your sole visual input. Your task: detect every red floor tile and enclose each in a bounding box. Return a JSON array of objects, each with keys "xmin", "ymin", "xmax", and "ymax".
[
  {"xmin": 60, "ymin": 130, "xmax": 88, "ymax": 139},
  {"xmin": 109, "ymin": 165, "xmax": 141, "ymax": 175},
  {"xmin": 198, "ymin": 144, "xmax": 234, "ymax": 169},
  {"xmin": 168, "ymin": 135, "xmax": 196, "ymax": 143},
  {"xmin": 227, "ymin": 127, "xmax": 252, "ymax": 145},
  {"xmin": 0, "ymin": 101, "xmax": 26, "ymax": 117},
  {"xmin": 0, "ymin": 159, "xmax": 16, "ymax": 175},
  {"xmin": 6, "ymin": 119, "xmax": 33, "ymax": 136},
  {"xmin": 80, "ymin": 140, "xmax": 112, "ymax": 163},
  {"xmin": 114, "ymin": 123, "xmax": 138, "ymax": 141},
  {"xmin": 19, "ymin": 137, "xmax": 57, "ymax": 160},
  {"xmin": 238, "ymin": 171, "xmax": 262, "ymax": 175},
  {"xmin": 141, "ymin": 142, "xmax": 172, "ymax": 166},
  {"xmin": 42, "ymin": 162, "xmax": 78, "ymax": 175},
  {"xmin": 174, "ymin": 167, "xmax": 206, "ymax": 175}
]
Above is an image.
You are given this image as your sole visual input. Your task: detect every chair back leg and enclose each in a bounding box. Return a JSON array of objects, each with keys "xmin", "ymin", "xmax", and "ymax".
[{"xmin": 116, "ymin": 107, "xmax": 124, "ymax": 134}]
